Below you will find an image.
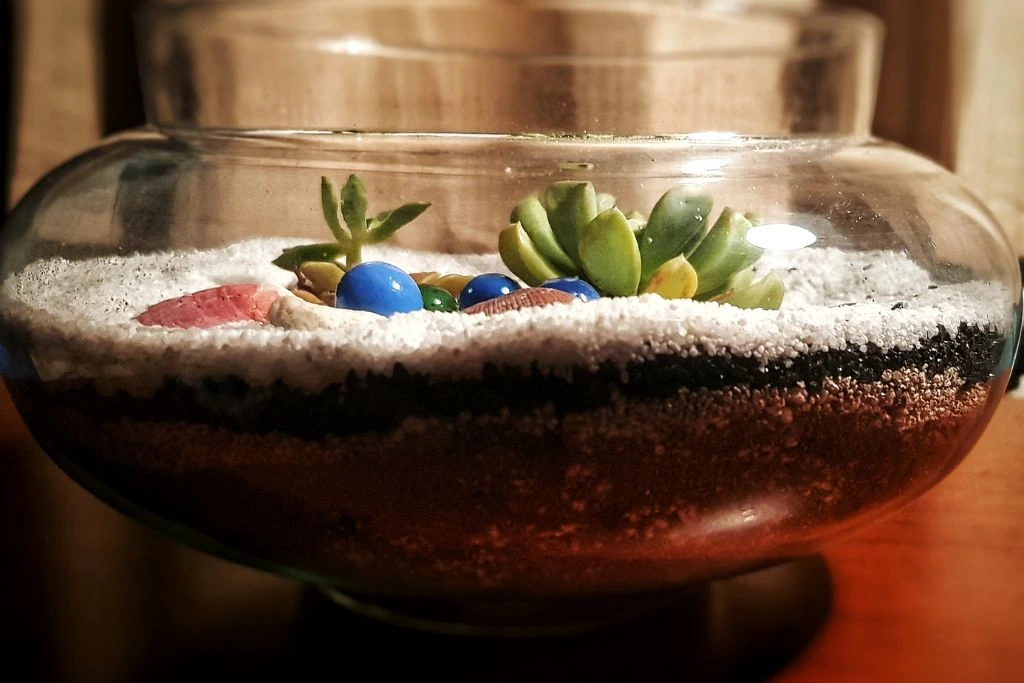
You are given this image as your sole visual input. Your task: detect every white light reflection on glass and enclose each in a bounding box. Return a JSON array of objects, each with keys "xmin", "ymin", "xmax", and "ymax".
[
  {"xmin": 746, "ymin": 223, "xmax": 817, "ymax": 251},
  {"xmin": 321, "ymin": 36, "xmax": 377, "ymax": 56},
  {"xmin": 694, "ymin": 495, "xmax": 791, "ymax": 536},
  {"xmin": 687, "ymin": 131, "xmax": 741, "ymax": 143},
  {"xmin": 679, "ymin": 158, "xmax": 729, "ymax": 177}
]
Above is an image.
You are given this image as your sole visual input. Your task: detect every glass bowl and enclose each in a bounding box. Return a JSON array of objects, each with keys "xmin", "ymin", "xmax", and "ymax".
[{"xmin": 0, "ymin": 0, "xmax": 1018, "ymax": 634}]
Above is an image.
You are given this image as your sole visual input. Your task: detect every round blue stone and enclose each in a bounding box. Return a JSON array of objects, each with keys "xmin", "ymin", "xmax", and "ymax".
[
  {"xmin": 336, "ymin": 262, "xmax": 424, "ymax": 317},
  {"xmin": 0, "ymin": 328, "xmax": 37, "ymax": 381},
  {"xmin": 459, "ymin": 274, "xmax": 521, "ymax": 309},
  {"xmin": 541, "ymin": 277, "xmax": 601, "ymax": 303}
]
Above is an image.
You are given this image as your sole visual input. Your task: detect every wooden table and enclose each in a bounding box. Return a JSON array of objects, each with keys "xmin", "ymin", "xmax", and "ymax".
[{"xmin": 1, "ymin": 386, "xmax": 1022, "ymax": 682}]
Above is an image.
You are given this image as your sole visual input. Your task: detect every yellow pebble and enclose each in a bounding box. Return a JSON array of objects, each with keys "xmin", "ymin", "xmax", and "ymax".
[
  {"xmin": 435, "ymin": 274, "xmax": 473, "ymax": 298},
  {"xmin": 298, "ymin": 261, "xmax": 344, "ymax": 294},
  {"xmin": 411, "ymin": 271, "xmax": 441, "ymax": 286}
]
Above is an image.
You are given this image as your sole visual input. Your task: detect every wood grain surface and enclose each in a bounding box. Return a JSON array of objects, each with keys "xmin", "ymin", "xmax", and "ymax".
[
  {"xmin": 8, "ymin": 0, "xmax": 103, "ymax": 208},
  {"xmin": 1, "ymin": 385, "xmax": 1022, "ymax": 682}
]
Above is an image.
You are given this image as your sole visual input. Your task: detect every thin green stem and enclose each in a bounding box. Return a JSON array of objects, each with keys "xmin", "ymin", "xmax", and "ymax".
[{"xmin": 346, "ymin": 239, "xmax": 363, "ymax": 269}]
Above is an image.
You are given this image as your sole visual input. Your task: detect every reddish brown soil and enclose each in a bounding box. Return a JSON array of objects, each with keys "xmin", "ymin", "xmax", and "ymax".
[{"xmin": 14, "ymin": 367, "xmax": 997, "ymax": 597}]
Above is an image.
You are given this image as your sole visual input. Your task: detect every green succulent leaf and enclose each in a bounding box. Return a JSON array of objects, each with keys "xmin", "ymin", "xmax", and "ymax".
[
  {"xmin": 272, "ymin": 243, "xmax": 346, "ymax": 271},
  {"xmin": 578, "ymin": 208, "xmax": 642, "ymax": 296},
  {"xmin": 499, "ymin": 223, "xmax": 564, "ymax": 286},
  {"xmin": 625, "ymin": 211, "xmax": 648, "ymax": 235},
  {"xmin": 640, "ymin": 252, "xmax": 699, "ymax": 300},
  {"xmin": 723, "ymin": 268, "xmax": 756, "ymax": 292},
  {"xmin": 367, "ymin": 203, "xmax": 432, "ymax": 243},
  {"xmin": 512, "ymin": 196, "xmax": 579, "ymax": 274},
  {"xmin": 637, "ymin": 188, "xmax": 713, "ymax": 286},
  {"xmin": 320, "ymin": 177, "xmax": 350, "ymax": 245},
  {"xmin": 340, "ymin": 174, "xmax": 369, "ymax": 238},
  {"xmin": 688, "ymin": 208, "xmax": 764, "ymax": 299},
  {"xmin": 715, "ymin": 270, "xmax": 786, "ymax": 310},
  {"xmin": 542, "ymin": 181, "xmax": 599, "ymax": 263},
  {"xmin": 597, "ymin": 192, "xmax": 617, "ymax": 212}
]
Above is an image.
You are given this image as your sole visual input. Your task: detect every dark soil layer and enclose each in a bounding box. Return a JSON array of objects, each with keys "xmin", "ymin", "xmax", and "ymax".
[
  {"xmin": 7, "ymin": 325, "xmax": 1006, "ymax": 596},
  {"xmin": 37, "ymin": 322, "xmax": 1006, "ymax": 439}
]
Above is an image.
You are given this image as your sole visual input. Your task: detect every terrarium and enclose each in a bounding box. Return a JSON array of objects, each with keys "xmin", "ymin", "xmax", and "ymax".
[{"xmin": 0, "ymin": 0, "xmax": 1019, "ymax": 634}]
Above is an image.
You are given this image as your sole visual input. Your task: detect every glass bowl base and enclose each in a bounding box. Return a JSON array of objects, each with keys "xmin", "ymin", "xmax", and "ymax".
[
  {"xmin": 318, "ymin": 586, "xmax": 701, "ymax": 637},
  {"xmin": 295, "ymin": 557, "xmax": 832, "ymax": 678},
  {"xmin": 314, "ymin": 555, "xmax": 834, "ymax": 639}
]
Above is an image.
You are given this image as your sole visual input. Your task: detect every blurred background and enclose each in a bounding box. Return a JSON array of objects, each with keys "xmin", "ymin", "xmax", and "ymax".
[{"xmin": 3, "ymin": 0, "xmax": 1022, "ymax": 253}]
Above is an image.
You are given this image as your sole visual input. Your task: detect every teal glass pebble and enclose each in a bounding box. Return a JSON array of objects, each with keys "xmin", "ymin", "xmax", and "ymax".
[
  {"xmin": 336, "ymin": 262, "xmax": 423, "ymax": 317},
  {"xmin": 419, "ymin": 284, "xmax": 459, "ymax": 312},
  {"xmin": 459, "ymin": 273, "xmax": 521, "ymax": 309},
  {"xmin": 541, "ymin": 277, "xmax": 601, "ymax": 303}
]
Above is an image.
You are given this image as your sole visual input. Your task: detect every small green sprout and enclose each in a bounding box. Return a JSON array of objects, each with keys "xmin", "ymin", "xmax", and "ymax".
[{"xmin": 273, "ymin": 175, "xmax": 431, "ymax": 272}]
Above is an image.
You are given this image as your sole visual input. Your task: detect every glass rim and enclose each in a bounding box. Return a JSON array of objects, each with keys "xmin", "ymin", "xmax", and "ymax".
[
  {"xmin": 155, "ymin": 126, "xmax": 873, "ymax": 145},
  {"xmin": 136, "ymin": 0, "xmax": 883, "ymax": 64},
  {"xmin": 111, "ymin": 126, "xmax": 914, "ymax": 180}
]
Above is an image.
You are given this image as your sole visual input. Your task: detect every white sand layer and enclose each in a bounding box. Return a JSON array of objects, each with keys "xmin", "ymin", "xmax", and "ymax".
[{"xmin": 0, "ymin": 238, "xmax": 1010, "ymax": 391}]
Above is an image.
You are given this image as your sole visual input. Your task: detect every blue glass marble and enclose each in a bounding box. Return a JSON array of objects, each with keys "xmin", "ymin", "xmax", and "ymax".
[
  {"xmin": 0, "ymin": 326, "xmax": 37, "ymax": 381},
  {"xmin": 336, "ymin": 262, "xmax": 424, "ymax": 317},
  {"xmin": 459, "ymin": 274, "xmax": 521, "ymax": 309},
  {"xmin": 540, "ymin": 277, "xmax": 601, "ymax": 303}
]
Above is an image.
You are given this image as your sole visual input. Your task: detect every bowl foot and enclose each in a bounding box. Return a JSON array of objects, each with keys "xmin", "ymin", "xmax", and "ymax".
[
  {"xmin": 297, "ymin": 557, "xmax": 833, "ymax": 679},
  {"xmin": 317, "ymin": 586, "xmax": 697, "ymax": 637},
  {"xmin": 315, "ymin": 556, "xmax": 832, "ymax": 640}
]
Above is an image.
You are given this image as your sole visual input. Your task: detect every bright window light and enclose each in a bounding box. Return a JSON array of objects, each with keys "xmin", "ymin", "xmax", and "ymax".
[{"xmin": 746, "ymin": 223, "xmax": 817, "ymax": 251}]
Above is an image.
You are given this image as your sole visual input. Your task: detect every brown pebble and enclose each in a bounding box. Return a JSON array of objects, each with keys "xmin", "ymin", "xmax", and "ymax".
[
  {"xmin": 464, "ymin": 288, "xmax": 576, "ymax": 315},
  {"xmin": 291, "ymin": 288, "xmax": 327, "ymax": 306}
]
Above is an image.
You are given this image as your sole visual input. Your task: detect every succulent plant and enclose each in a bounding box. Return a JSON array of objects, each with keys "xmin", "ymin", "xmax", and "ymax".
[
  {"xmin": 499, "ymin": 181, "xmax": 785, "ymax": 310},
  {"xmin": 273, "ymin": 175, "xmax": 431, "ymax": 272}
]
